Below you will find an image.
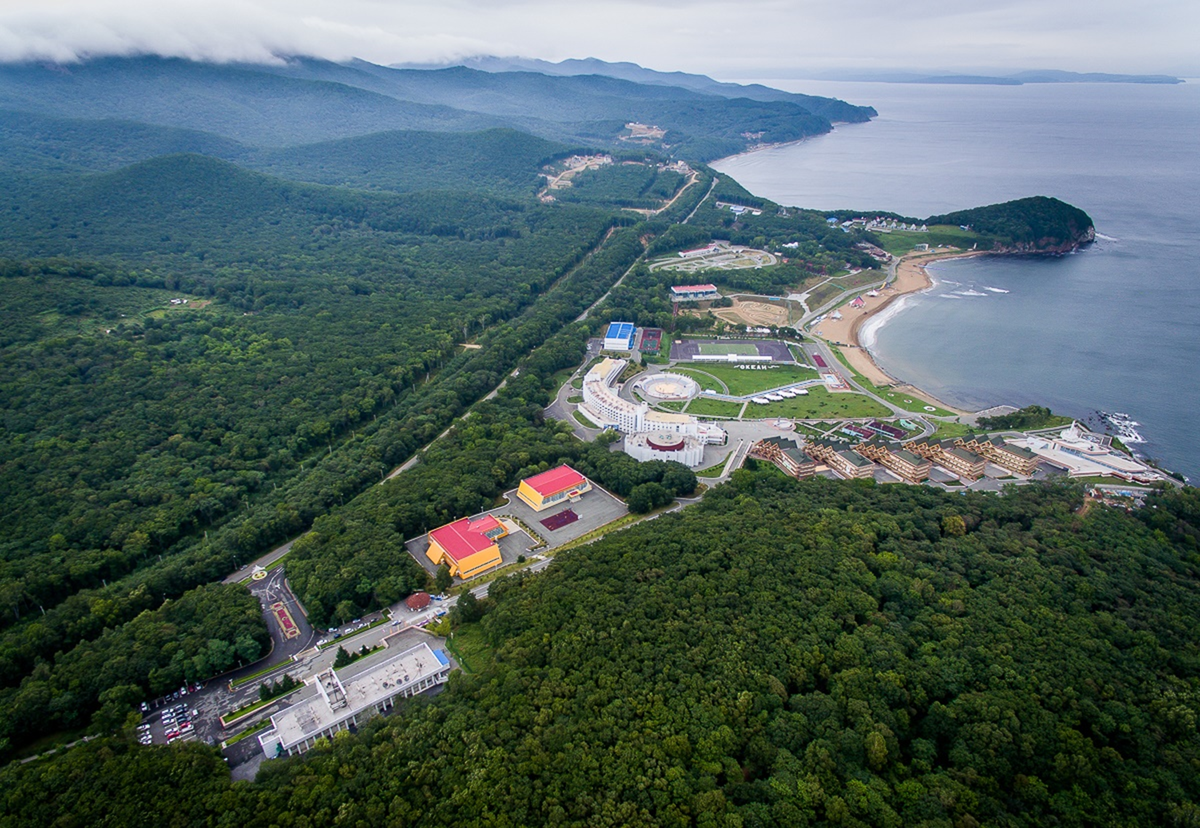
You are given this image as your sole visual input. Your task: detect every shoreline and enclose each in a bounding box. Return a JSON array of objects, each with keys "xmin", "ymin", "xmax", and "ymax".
[{"xmin": 811, "ymin": 249, "xmax": 986, "ymax": 416}]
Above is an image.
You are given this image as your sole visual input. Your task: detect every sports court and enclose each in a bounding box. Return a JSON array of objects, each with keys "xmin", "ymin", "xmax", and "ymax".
[
  {"xmin": 540, "ymin": 509, "xmax": 580, "ymax": 531},
  {"xmin": 670, "ymin": 338, "xmax": 794, "ymax": 363}
]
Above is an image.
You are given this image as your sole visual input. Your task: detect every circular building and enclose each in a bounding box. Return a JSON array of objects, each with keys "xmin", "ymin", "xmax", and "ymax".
[
  {"xmin": 624, "ymin": 431, "xmax": 706, "ymax": 467},
  {"xmin": 635, "ymin": 372, "xmax": 700, "ymax": 403}
]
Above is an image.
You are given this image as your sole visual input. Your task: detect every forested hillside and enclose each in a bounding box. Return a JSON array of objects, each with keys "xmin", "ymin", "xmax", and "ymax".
[
  {"xmin": 0, "ymin": 56, "xmax": 873, "ymax": 160},
  {"xmin": 926, "ymin": 196, "xmax": 1095, "ymax": 251},
  {"xmin": 3, "ymin": 474, "xmax": 1197, "ymax": 826}
]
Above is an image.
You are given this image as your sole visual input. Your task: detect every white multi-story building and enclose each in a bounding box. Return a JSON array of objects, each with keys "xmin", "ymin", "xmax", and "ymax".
[
  {"xmin": 625, "ymin": 432, "xmax": 706, "ymax": 467},
  {"xmin": 579, "ymin": 359, "xmax": 725, "ymax": 468},
  {"xmin": 257, "ymin": 643, "xmax": 452, "ymax": 758}
]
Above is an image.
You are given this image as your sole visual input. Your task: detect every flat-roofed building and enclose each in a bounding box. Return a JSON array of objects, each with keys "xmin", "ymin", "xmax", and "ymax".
[
  {"xmin": 258, "ymin": 643, "xmax": 451, "ymax": 758},
  {"xmin": 749, "ymin": 436, "xmax": 816, "ymax": 479},
  {"xmin": 517, "ymin": 465, "xmax": 591, "ymax": 512},
  {"xmin": 426, "ymin": 514, "xmax": 508, "ymax": 579},
  {"xmin": 603, "ymin": 321, "xmax": 637, "ymax": 351},
  {"xmin": 625, "ymin": 432, "xmax": 706, "ymax": 467},
  {"xmin": 670, "ymin": 284, "xmax": 720, "ymax": 302},
  {"xmin": 867, "ymin": 420, "xmax": 908, "ymax": 440},
  {"xmin": 858, "ymin": 441, "xmax": 931, "ymax": 483}
]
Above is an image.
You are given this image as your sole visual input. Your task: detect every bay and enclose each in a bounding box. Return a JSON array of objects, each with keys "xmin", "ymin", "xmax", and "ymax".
[{"xmin": 713, "ymin": 79, "xmax": 1200, "ymax": 482}]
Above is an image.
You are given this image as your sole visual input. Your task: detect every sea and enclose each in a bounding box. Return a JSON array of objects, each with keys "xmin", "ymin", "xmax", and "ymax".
[{"xmin": 713, "ymin": 79, "xmax": 1200, "ymax": 482}]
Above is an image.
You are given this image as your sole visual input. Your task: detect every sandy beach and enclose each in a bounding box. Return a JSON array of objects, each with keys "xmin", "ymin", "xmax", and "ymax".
[{"xmin": 811, "ymin": 249, "xmax": 982, "ymax": 414}]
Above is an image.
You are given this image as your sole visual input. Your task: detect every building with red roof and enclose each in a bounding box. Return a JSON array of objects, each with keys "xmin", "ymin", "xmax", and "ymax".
[
  {"xmin": 670, "ymin": 284, "xmax": 720, "ymax": 302},
  {"xmin": 425, "ymin": 514, "xmax": 508, "ymax": 579},
  {"xmin": 405, "ymin": 592, "xmax": 432, "ymax": 611},
  {"xmin": 516, "ymin": 465, "xmax": 591, "ymax": 512}
]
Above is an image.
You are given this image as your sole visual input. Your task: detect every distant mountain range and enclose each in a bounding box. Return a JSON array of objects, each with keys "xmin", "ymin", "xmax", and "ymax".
[
  {"xmin": 395, "ymin": 55, "xmax": 878, "ymax": 122},
  {"xmin": 0, "ymin": 56, "xmax": 876, "ymax": 162},
  {"xmin": 800, "ymin": 69, "xmax": 1185, "ymax": 85}
]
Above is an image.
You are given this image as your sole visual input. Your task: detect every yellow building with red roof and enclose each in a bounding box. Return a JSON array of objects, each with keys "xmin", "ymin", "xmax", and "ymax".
[
  {"xmin": 516, "ymin": 465, "xmax": 590, "ymax": 512},
  {"xmin": 425, "ymin": 514, "xmax": 508, "ymax": 579}
]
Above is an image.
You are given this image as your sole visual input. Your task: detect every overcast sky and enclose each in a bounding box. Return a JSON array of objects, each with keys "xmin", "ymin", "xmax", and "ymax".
[{"xmin": 0, "ymin": 0, "xmax": 1194, "ymax": 78}]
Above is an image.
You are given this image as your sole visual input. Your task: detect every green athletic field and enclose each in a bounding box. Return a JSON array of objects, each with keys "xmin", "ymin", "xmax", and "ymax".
[{"xmin": 697, "ymin": 342, "xmax": 759, "ymax": 356}]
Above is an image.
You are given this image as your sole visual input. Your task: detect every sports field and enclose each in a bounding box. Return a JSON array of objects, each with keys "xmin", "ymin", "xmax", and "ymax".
[
  {"xmin": 697, "ymin": 342, "xmax": 759, "ymax": 356},
  {"xmin": 670, "ymin": 338, "xmax": 793, "ymax": 363}
]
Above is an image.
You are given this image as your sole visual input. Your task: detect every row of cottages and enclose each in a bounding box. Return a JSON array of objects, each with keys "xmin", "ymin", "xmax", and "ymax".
[
  {"xmin": 908, "ymin": 438, "xmax": 987, "ymax": 480},
  {"xmin": 957, "ymin": 434, "xmax": 1040, "ymax": 476},
  {"xmin": 425, "ymin": 466, "xmax": 590, "ymax": 580},
  {"xmin": 749, "ymin": 436, "xmax": 816, "ymax": 479},
  {"xmin": 805, "ymin": 440, "xmax": 876, "ymax": 479},
  {"xmin": 856, "ymin": 441, "xmax": 932, "ymax": 483}
]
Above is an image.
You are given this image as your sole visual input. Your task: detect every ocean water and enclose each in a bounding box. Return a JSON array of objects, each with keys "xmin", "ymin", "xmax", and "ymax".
[{"xmin": 713, "ymin": 80, "xmax": 1200, "ymax": 481}]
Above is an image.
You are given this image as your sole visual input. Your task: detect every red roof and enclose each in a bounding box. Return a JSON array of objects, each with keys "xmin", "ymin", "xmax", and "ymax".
[
  {"xmin": 405, "ymin": 592, "xmax": 431, "ymax": 610},
  {"xmin": 467, "ymin": 514, "xmax": 502, "ymax": 534},
  {"xmin": 429, "ymin": 517, "xmax": 498, "ymax": 563},
  {"xmin": 522, "ymin": 465, "xmax": 586, "ymax": 498}
]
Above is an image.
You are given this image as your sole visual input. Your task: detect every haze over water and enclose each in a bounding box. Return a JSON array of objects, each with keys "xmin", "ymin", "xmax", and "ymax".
[{"xmin": 714, "ymin": 79, "xmax": 1200, "ymax": 482}]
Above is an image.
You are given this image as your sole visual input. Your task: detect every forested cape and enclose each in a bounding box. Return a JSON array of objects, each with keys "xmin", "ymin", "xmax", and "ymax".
[{"xmin": 3, "ymin": 475, "xmax": 1199, "ymax": 826}]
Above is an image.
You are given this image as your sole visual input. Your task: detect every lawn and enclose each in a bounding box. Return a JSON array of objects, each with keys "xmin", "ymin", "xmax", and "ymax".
[
  {"xmin": 754, "ymin": 387, "xmax": 891, "ymax": 420},
  {"xmin": 931, "ymin": 421, "xmax": 976, "ymax": 440},
  {"xmin": 573, "ymin": 409, "xmax": 600, "ymax": 428},
  {"xmin": 685, "ymin": 397, "xmax": 745, "ymax": 418},
  {"xmin": 449, "ymin": 624, "xmax": 495, "ymax": 674},
  {"xmin": 672, "ymin": 364, "xmax": 819, "ymax": 397},
  {"xmin": 828, "ymin": 268, "xmax": 886, "ymax": 291}
]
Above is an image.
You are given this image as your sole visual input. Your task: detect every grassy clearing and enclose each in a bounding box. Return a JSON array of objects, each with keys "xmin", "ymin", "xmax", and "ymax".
[
  {"xmin": 448, "ymin": 624, "xmax": 495, "ymax": 675},
  {"xmin": 932, "ymin": 421, "xmax": 976, "ymax": 440},
  {"xmin": 828, "ymin": 268, "xmax": 885, "ymax": 291},
  {"xmin": 573, "ymin": 409, "xmax": 600, "ymax": 428},
  {"xmin": 874, "ymin": 226, "xmax": 981, "ymax": 257},
  {"xmin": 685, "ymin": 397, "xmax": 745, "ymax": 418},
  {"xmin": 757, "ymin": 387, "xmax": 890, "ymax": 420},
  {"xmin": 806, "ymin": 281, "xmax": 846, "ymax": 310},
  {"xmin": 567, "ymin": 395, "xmax": 583, "ymax": 404},
  {"xmin": 657, "ymin": 400, "xmax": 688, "ymax": 412},
  {"xmin": 672, "ymin": 364, "xmax": 818, "ymax": 397}
]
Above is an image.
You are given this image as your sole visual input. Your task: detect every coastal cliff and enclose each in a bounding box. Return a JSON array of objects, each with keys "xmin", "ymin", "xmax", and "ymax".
[{"xmin": 926, "ymin": 195, "xmax": 1095, "ymax": 253}]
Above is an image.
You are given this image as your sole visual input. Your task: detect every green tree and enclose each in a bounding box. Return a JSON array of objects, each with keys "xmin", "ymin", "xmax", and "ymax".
[
  {"xmin": 434, "ymin": 564, "xmax": 453, "ymax": 594},
  {"xmin": 333, "ymin": 646, "xmax": 352, "ymax": 669}
]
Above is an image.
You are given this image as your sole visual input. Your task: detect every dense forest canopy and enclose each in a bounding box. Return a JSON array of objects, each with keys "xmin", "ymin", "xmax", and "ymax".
[{"xmin": 3, "ymin": 474, "xmax": 1198, "ymax": 826}]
